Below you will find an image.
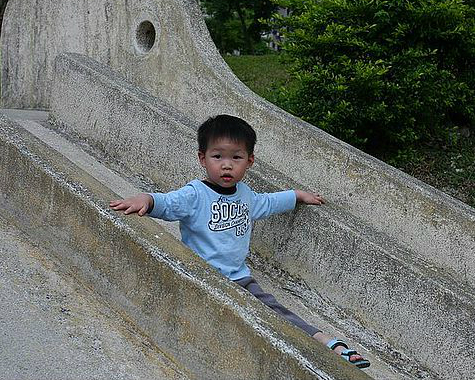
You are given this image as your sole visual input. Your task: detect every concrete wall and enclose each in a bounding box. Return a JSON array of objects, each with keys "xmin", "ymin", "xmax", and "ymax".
[
  {"xmin": 49, "ymin": 52, "xmax": 475, "ymax": 380},
  {"xmin": 1, "ymin": 0, "xmax": 217, "ymax": 110},
  {"xmin": 0, "ymin": 115, "xmax": 373, "ymax": 380}
]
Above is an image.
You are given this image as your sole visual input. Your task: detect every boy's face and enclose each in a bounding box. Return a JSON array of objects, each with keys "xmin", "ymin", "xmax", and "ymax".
[{"xmin": 198, "ymin": 137, "xmax": 254, "ymax": 188}]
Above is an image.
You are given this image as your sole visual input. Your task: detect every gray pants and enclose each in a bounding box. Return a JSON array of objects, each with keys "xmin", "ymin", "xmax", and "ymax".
[{"xmin": 234, "ymin": 276, "xmax": 321, "ymax": 336}]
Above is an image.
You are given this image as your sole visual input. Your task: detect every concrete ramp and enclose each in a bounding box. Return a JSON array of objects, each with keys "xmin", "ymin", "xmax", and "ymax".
[
  {"xmin": 2, "ymin": 0, "xmax": 475, "ymax": 378},
  {"xmin": 2, "ymin": 0, "xmax": 474, "ymax": 285},
  {"xmin": 0, "ymin": 211, "xmax": 190, "ymax": 380},
  {"xmin": 0, "ymin": 112, "xmax": 374, "ymax": 379}
]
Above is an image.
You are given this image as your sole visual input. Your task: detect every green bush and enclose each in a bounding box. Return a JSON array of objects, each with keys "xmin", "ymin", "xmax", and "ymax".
[{"xmin": 270, "ymin": 0, "xmax": 475, "ymax": 156}]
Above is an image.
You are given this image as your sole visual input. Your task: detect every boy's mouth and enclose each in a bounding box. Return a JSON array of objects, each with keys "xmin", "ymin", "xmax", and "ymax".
[{"xmin": 221, "ymin": 174, "xmax": 234, "ymax": 182}]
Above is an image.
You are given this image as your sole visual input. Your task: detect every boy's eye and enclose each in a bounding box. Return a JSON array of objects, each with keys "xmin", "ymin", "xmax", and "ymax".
[
  {"xmin": 234, "ymin": 155, "xmax": 243, "ymax": 160},
  {"xmin": 212, "ymin": 154, "xmax": 221, "ymax": 159}
]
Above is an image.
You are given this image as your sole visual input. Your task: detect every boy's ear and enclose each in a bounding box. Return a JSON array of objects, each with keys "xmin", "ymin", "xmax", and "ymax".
[
  {"xmin": 198, "ymin": 151, "xmax": 206, "ymax": 168},
  {"xmin": 247, "ymin": 154, "xmax": 255, "ymax": 168}
]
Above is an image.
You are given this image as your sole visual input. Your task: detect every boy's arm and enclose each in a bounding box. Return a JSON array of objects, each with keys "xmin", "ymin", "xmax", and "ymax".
[
  {"xmin": 252, "ymin": 189, "xmax": 324, "ymax": 221},
  {"xmin": 109, "ymin": 193, "xmax": 154, "ymax": 216},
  {"xmin": 294, "ymin": 190, "xmax": 325, "ymax": 205}
]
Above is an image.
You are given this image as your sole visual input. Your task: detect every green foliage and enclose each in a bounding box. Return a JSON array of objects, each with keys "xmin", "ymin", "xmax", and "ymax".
[
  {"xmin": 225, "ymin": 53, "xmax": 475, "ymax": 207},
  {"xmin": 205, "ymin": 15, "xmax": 245, "ymax": 53},
  {"xmin": 201, "ymin": 0, "xmax": 277, "ymax": 54},
  {"xmin": 269, "ymin": 0, "xmax": 475, "ymax": 156}
]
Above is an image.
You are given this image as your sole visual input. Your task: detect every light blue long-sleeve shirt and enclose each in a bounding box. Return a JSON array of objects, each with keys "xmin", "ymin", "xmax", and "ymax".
[{"xmin": 148, "ymin": 179, "xmax": 296, "ymax": 280}]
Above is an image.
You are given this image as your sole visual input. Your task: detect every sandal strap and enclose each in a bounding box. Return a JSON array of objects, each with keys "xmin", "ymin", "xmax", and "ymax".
[
  {"xmin": 340, "ymin": 349, "xmax": 358, "ymax": 358},
  {"xmin": 340, "ymin": 349, "xmax": 371, "ymax": 368},
  {"xmin": 326, "ymin": 338, "xmax": 349, "ymax": 351}
]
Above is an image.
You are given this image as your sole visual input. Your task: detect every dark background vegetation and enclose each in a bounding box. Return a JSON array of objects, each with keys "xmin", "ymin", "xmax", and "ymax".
[
  {"xmin": 200, "ymin": 0, "xmax": 278, "ymax": 54},
  {"xmin": 201, "ymin": 0, "xmax": 475, "ymax": 208},
  {"xmin": 0, "ymin": 0, "xmax": 8, "ymax": 33}
]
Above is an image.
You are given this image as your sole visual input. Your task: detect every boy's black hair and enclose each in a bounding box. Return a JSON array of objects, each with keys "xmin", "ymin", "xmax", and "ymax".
[{"xmin": 198, "ymin": 114, "xmax": 257, "ymax": 155}]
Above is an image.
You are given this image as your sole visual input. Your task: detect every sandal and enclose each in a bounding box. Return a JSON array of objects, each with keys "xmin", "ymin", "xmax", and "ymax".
[{"xmin": 326, "ymin": 338, "xmax": 371, "ymax": 369}]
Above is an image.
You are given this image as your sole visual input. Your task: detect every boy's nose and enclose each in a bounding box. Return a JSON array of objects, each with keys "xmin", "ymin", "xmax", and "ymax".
[{"xmin": 222, "ymin": 160, "xmax": 232, "ymax": 169}]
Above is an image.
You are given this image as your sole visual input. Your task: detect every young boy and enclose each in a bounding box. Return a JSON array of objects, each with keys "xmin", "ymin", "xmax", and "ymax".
[{"xmin": 110, "ymin": 114, "xmax": 370, "ymax": 368}]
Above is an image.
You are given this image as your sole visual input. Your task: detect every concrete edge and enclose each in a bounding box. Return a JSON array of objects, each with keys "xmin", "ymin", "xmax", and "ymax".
[
  {"xmin": 50, "ymin": 51, "xmax": 475, "ymax": 292},
  {"xmin": 12, "ymin": 110, "xmax": 465, "ymax": 379},
  {"xmin": 2, "ymin": 0, "xmax": 474, "ymax": 287}
]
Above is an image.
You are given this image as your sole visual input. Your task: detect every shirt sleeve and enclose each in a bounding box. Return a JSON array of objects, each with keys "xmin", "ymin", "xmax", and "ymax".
[
  {"xmin": 147, "ymin": 184, "xmax": 198, "ymax": 222},
  {"xmin": 251, "ymin": 190, "xmax": 296, "ymax": 221}
]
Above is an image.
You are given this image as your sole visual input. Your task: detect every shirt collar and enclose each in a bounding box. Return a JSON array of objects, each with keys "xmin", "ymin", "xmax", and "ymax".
[{"xmin": 202, "ymin": 180, "xmax": 237, "ymax": 195}]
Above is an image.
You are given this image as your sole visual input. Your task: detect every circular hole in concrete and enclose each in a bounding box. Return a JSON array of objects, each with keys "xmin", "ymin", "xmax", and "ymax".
[{"xmin": 135, "ymin": 20, "xmax": 156, "ymax": 54}]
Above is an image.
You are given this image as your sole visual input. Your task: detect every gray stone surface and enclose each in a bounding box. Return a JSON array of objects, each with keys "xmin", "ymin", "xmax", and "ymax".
[
  {"xmin": 3, "ymin": 109, "xmax": 423, "ymax": 380},
  {"xmin": 0, "ymin": 114, "xmax": 372, "ymax": 380},
  {"xmin": 2, "ymin": 0, "xmax": 474, "ymax": 378},
  {"xmin": 0, "ymin": 213, "xmax": 190, "ymax": 380},
  {"xmin": 1, "ymin": 0, "xmax": 216, "ymax": 111}
]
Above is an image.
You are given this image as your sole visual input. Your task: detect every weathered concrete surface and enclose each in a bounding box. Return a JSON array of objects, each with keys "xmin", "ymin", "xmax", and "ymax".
[
  {"xmin": 45, "ymin": 52, "xmax": 474, "ymax": 379},
  {"xmin": 3, "ymin": 108, "xmax": 423, "ymax": 379},
  {"xmin": 0, "ymin": 115, "xmax": 372, "ymax": 380},
  {"xmin": 1, "ymin": 0, "xmax": 213, "ymax": 110},
  {"xmin": 0, "ymin": 213, "xmax": 190, "ymax": 380},
  {"xmin": 3, "ymin": 1, "xmax": 475, "ymax": 378},
  {"xmin": 7, "ymin": 110, "xmax": 429, "ymax": 380},
  {"xmin": 2, "ymin": 0, "xmax": 474, "ymax": 293}
]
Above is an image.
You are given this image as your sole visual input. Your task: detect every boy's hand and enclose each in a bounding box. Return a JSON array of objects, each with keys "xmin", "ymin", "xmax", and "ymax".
[
  {"xmin": 295, "ymin": 190, "xmax": 325, "ymax": 205},
  {"xmin": 109, "ymin": 193, "xmax": 153, "ymax": 216}
]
